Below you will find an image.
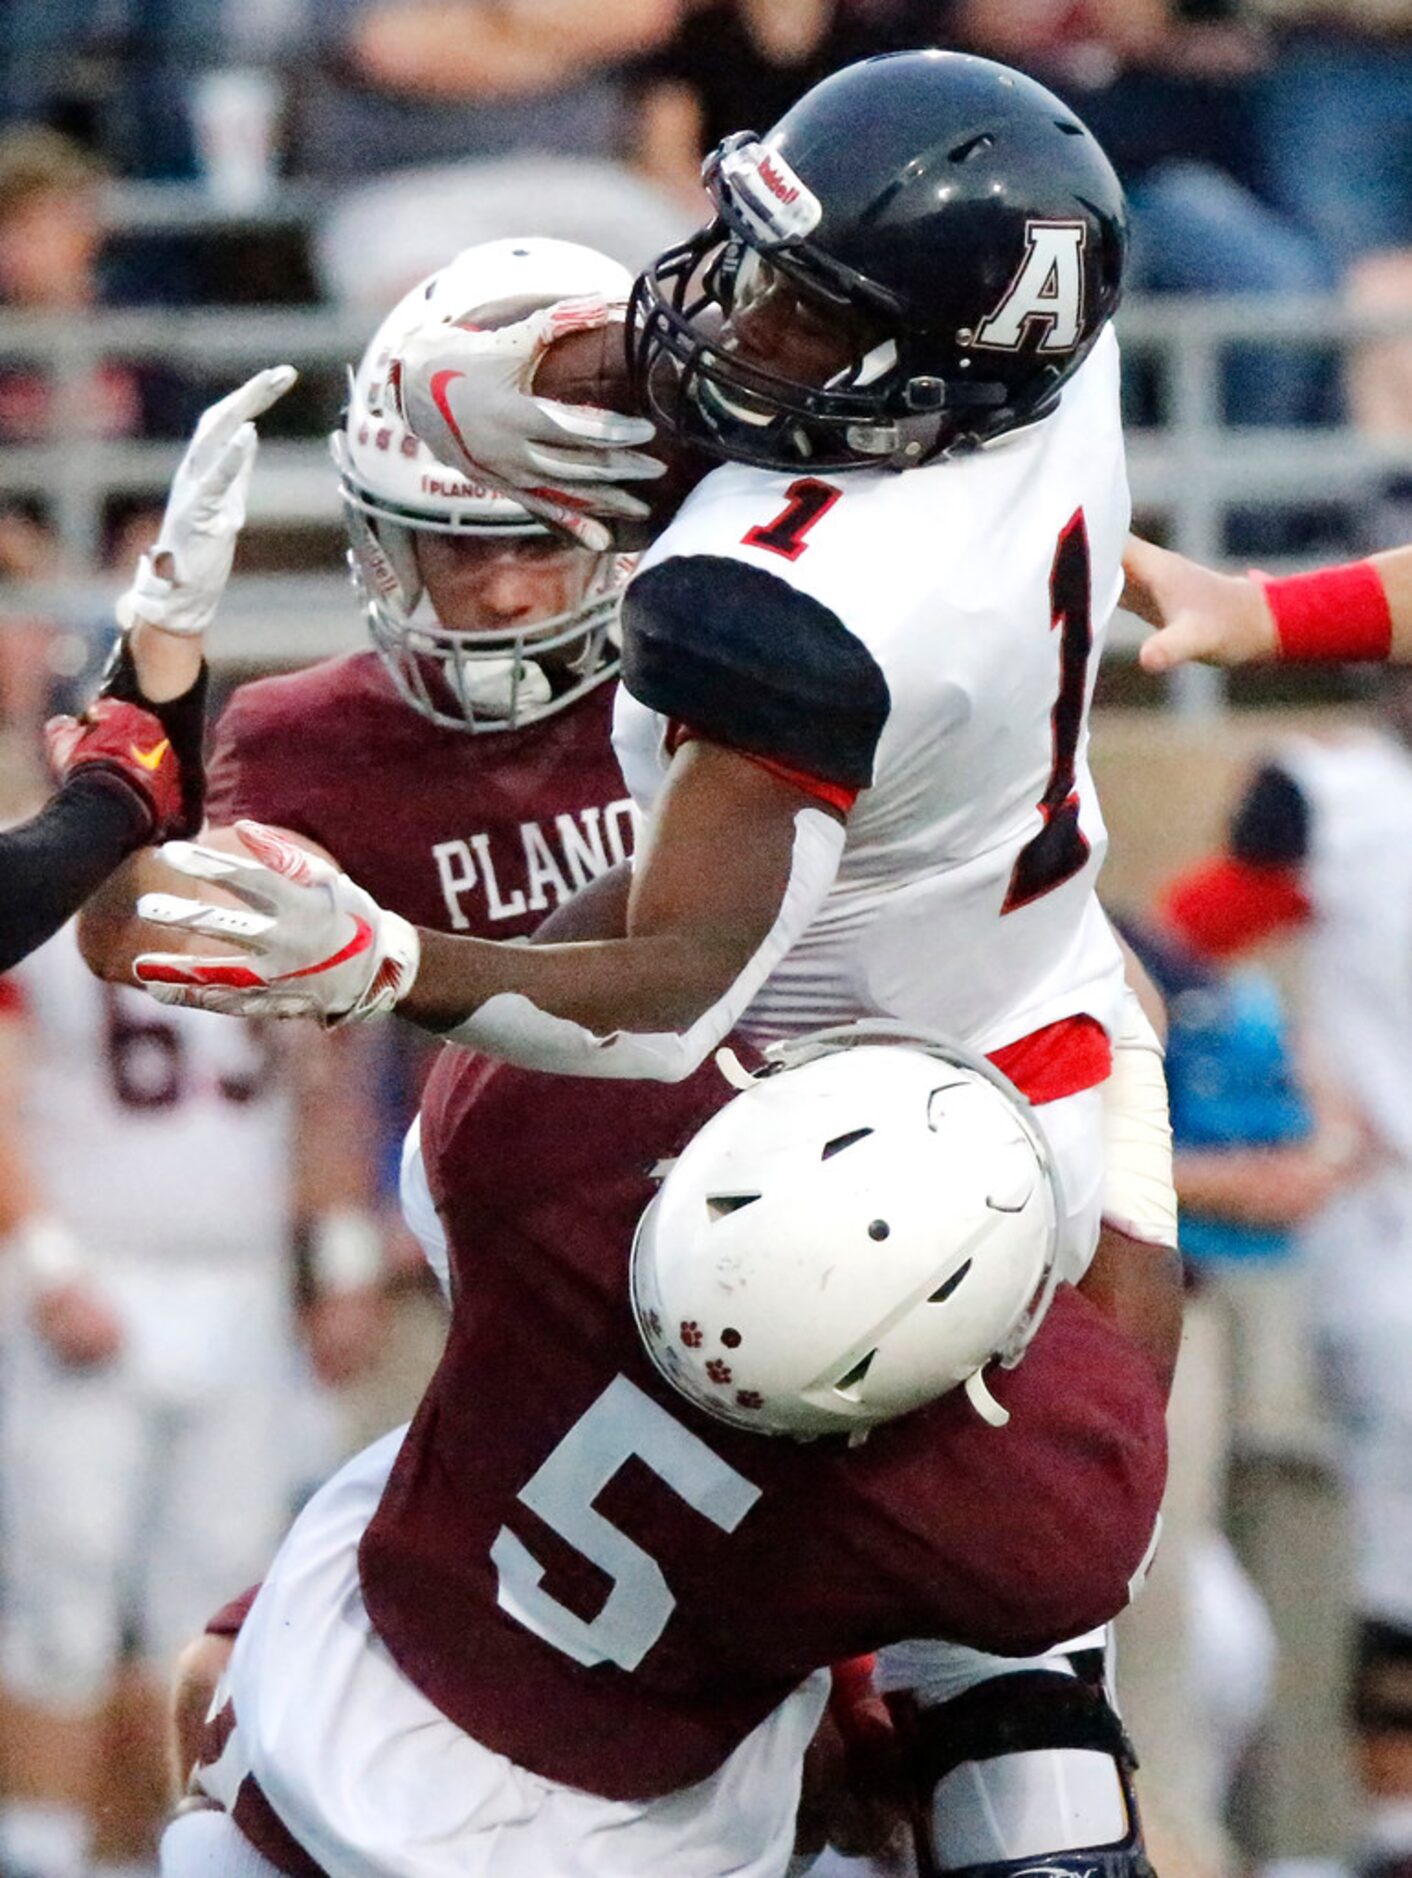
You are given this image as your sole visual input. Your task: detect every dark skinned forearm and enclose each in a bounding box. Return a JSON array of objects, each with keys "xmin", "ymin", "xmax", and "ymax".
[
  {"xmin": 406, "ymin": 926, "xmax": 764, "ymax": 1035},
  {"xmin": 1077, "ymin": 1227, "xmax": 1183, "ymax": 1403},
  {"xmin": 402, "ymin": 741, "xmax": 839, "ymax": 1035}
]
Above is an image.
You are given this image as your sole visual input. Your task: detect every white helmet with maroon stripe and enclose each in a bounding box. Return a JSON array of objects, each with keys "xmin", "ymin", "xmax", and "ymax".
[
  {"xmin": 631, "ymin": 1023, "xmax": 1063, "ymax": 1440},
  {"xmin": 333, "ymin": 237, "xmax": 635, "ymax": 731}
]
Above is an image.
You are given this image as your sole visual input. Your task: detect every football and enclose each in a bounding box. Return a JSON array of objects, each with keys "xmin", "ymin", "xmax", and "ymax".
[
  {"xmin": 76, "ymin": 823, "xmax": 333, "ymax": 986},
  {"xmin": 531, "ymin": 317, "xmax": 709, "ymax": 541},
  {"xmin": 530, "ymin": 315, "xmax": 636, "ymax": 412}
]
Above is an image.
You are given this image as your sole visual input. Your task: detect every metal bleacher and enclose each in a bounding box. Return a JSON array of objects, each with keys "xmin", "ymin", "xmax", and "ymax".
[{"xmin": 3, "ymin": 198, "xmax": 1412, "ymax": 706}]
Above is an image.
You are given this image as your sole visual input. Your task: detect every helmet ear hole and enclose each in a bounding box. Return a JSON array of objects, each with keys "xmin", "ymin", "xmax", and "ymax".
[
  {"xmin": 833, "ymin": 1349, "xmax": 878, "ymax": 1401},
  {"xmin": 821, "ymin": 1126, "xmax": 872, "ymax": 1161},
  {"xmin": 707, "ymin": 1192, "xmax": 760, "ymax": 1221},
  {"xmin": 928, "ymin": 1258, "xmax": 973, "ymax": 1304}
]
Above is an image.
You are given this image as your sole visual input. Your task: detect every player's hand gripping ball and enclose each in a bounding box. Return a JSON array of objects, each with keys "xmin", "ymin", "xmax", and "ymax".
[
  {"xmin": 392, "ymin": 296, "xmax": 664, "ymax": 550},
  {"xmin": 127, "ymin": 821, "xmax": 420, "ymax": 1024}
]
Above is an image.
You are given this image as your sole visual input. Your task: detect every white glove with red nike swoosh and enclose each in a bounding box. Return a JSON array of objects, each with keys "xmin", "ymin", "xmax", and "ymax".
[
  {"xmin": 131, "ymin": 821, "xmax": 419, "ymax": 1025},
  {"xmin": 392, "ymin": 295, "xmax": 661, "ymax": 551}
]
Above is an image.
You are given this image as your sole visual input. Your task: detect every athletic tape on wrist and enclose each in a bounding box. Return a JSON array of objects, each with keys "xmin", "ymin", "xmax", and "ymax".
[{"xmin": 1102, "ymin": 992, "xmax": 1178, "ymax": 1250}]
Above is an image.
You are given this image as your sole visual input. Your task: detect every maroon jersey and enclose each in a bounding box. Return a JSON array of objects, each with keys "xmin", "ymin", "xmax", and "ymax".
[
  {"xmin": 205, "ymin": 653, "xmax": 633, "ymax": 935},
  {"xmin": 358, "ymin": 1047, "xmax": 1167, "ymax": 1804}
]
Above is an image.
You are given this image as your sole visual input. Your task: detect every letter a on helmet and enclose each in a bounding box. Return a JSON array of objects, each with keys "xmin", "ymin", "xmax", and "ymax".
[{"xmin": 975, "ymin": 221, "xmax": 1087, "ymax": 353}]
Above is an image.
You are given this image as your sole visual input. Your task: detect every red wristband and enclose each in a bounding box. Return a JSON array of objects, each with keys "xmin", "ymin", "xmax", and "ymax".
[{"xmin": 1257, "ymin": 560, "xmax": 1392, "ymax": 662}]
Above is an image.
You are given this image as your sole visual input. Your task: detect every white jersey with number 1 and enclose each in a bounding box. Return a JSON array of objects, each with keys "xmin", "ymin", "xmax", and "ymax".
[{"xmin": 614, "ymin": 323, "xmax": 1130, "ymax": 1060}]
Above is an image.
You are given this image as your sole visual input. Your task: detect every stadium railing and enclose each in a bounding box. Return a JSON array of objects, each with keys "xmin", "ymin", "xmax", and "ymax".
[{"xmin": 2, "ymin": 296, "xmax": 1411, "ymax": 711}]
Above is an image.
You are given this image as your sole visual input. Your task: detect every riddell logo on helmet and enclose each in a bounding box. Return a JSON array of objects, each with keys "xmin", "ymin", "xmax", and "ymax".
[
  {"xmin": 720, "ymin": 139, "xmax": 822, "ymax": 241},
  {"xmin": 756, "ymin": 154, "xmax": 799, "ymax": 206},
  {"xmin": 365, "ymin": 543, "xmax": 400, "ymax": 603},
  {"xmin": 1013, "ymin": 1866, "xmax": 1099, "ymax": 1878}
]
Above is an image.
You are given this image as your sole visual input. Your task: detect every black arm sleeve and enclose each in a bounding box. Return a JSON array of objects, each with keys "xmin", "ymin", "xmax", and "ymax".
[
  {"xmin": 1229, "ymin": 763, "xmax": 1311, "ymax": 868},
  {"xmin": 99, "ymin": 633, "xmax": 210, "ymax": 837},
  {"xmin": 0, "ymin": 773, "xmax": 150, "ymax": 972}
]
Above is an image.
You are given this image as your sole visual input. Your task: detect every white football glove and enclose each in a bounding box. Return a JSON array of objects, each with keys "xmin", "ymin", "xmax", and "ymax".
[
  {"xmin": 131, "ymin": 821, "xmax": 419, "ymax": 1025},
  {"xmin": 116, "ymin": 365, "xmax": 298, "ymax": 638},
  {"xmin": 392, "ymin": 295, "xmax": 663, "ymax": 552}
]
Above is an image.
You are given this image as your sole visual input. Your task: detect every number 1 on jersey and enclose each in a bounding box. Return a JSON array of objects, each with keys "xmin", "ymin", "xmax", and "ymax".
[
  {"xmin": 1002, "ymin": 509, "xmax": 1093, "ymax": 914},
  {"xmin": 742, "ymin": 478, "xmax": 841, "ymax": 560}
]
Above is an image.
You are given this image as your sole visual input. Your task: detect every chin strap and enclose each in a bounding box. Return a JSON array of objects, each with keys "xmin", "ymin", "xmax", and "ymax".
[{"xmin": 963, "ymin": 1367, "xmax": 1010, "ymax": 1428}]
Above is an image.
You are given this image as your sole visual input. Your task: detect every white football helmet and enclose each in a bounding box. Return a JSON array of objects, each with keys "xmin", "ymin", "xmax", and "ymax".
[
  {"xmin": 631, "ymin": 1024, "xmax": 1064, "ymax": 1440},
  {"xmin": 333, "ymin": 237, "xmax": 635, "ymax": 731}
]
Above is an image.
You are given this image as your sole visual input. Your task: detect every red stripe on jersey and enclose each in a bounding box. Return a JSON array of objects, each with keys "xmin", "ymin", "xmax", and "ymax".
[
  {"xmin": 1160, "ymin": 855, "xmax": 1312, "ymax": 960},
  {"xmin": 668, "ymin": 721, "xmax": 858, "ymax": 814},
  {"xmin": 0, "ymin": 976, "xmax": 25, "ymax": 1016},
  {"xmin": 988, "ymin": 1014, "xmax": 1112, "ymax": 1106}
]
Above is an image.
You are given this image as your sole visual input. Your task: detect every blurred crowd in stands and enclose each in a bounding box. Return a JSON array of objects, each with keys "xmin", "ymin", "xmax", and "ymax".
[
  {"xmin": 2, "ymin": 8, "xmax": 1412, "ymax": 1878},
  {"xmin": 0, "ymin": 1, "xmax": 1408, "ymax": 572},
  {"xmin": 0, "ymin": 2, "xmax": 1408, "ymax": 570},
  {"xmin": 2, "ymin": 2, "xmax": 1410, "ymax": 362}
]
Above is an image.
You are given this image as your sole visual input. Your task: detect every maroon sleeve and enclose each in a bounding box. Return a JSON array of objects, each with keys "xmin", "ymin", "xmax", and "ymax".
[
  {"xmin": 205, "ymin": 1583, "xmax": 260, "ymax": 1637},
  {"xmin": 204, "ymin": 686, "xmax": 269, "ymax": 828}
]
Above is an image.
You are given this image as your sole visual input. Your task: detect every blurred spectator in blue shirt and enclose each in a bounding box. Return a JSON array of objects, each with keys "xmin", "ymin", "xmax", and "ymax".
[
  {"xmin": 1250, "ymin": 0, "xmax": 1412, "ymax": 270},
  {"xmin": 1121, "ymin": 911, "xmax": 1364, "ymax": 1267}
]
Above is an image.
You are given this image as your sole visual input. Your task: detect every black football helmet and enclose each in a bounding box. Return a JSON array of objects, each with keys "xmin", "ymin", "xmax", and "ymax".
[{"xmin": 627, "ymin": 50, "xmax": 1128, "ymax": 472}]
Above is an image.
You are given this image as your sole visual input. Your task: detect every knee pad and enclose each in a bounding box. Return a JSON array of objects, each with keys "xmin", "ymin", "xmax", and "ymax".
[
  {"xmin": 890, "ymin": 1670, "xmax": 1155, "ymax": 1878},
  {"xmin": 1352, "ymin": 1618, "xmax": 1412, "ymax": 1734}
]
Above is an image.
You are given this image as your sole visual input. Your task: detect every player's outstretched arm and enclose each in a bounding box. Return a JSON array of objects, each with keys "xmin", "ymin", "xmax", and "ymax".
[
  {"xmin": 0, "ymin": 369, "xmax": 297, "ymax": 973},
  {"xmin": 117, "ymin": 364, "xmax": 298, "ymax": 649},
  {"xmin": 127, "ymin": 746, "xmax": 846, "ymax": 1083},
  {"xmin": 1125, "ymin": 533, "xmax": 1412, "ymax": 671}
]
